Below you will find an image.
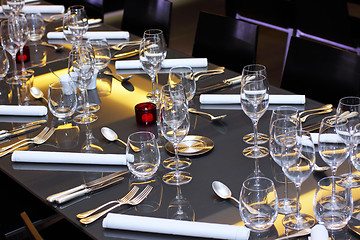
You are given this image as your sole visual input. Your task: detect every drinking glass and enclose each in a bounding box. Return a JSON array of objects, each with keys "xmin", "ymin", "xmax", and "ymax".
[
  {"xmin": 241, "ymin": 74, "xmax": 269, "ymax": 158},
  {"xmin": 89, "ymin": 38, "xmax": 111, "ymax": 70},
  {"xmin": 160, "ymin": 85, "xmax": 192, "ymax": 185},
  {"xmin": 168, "ymin": 66, "xmax": 195, "ymax": 104},
  {"xmin": 282, "ymin": 129, "xmax": 316, "ymax": 230},
  {"xmin": 160, "ymin": 83, "xmax": 191, "ymax": 170},
  {"xmin": 167, "ymin": 186, "xmax": 195, "ymax": 221},
  {"xmin": 27, "ymin": 13, "xmax": 46, "ymax": 42},
  {"xmin": 239, "ymin": 176, "xmax": 278, "ymax": 231},
  {"xmin": 242, "ymin": 64, "xmax": 268, "ymax": 145},
  {"xmin": 140, "ymin": 29, "xmax": 166, "ymax": 103},
  {"xmin": 62, "ymin": 11, "xmax": 77, "ymax": 43},
  {"xmin": 68, "ymin": 42, "xmax": 97, "ymax": 124},
  {"xmin": 126, "ymin": 131, "xmax": 160, "ymax": 179},
  {"xmin": 67, "ymin": 5, "xmax": 88, "ymax": 43},
  {"xmin": 1, "ymin": 0, "xmax": 24, "ymax": 16},
  {"xmin": 0, "ymin": 46, "xmax": 9, "ymax": 79},
  {"xmin": 269, "ymin": 106, "xmax": 301, "ymax": 215},
  {"xmin": 318, "ymin": 116, "xmax": 349, "ymax": 178},
  {"xmin": 48, "ymin": 80, "xmax": 77, "ymax": 120},
  {"xmin": 314, "ymin": 176, "xmax": 353, "ymax": 230},
  {"xmin": 335, "ymin": 96, "xmax": 360, "ymax": 188},
  {"xmin": 0, "ymin": 19, "xmax": 20, "ymax": 84}
]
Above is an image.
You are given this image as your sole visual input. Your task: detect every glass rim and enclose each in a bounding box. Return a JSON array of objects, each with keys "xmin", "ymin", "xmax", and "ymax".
[
  {"xmin": 338, "ymin": 96, "xmax": 360, "ymax": 106},
  {"xmin": 317, "ymin": 176, "xmax": 347, "ymax": 189},
  {"xmin": 128, "ymin": 131, "xmax": 156, "ymax": 143},
  {"xmin": 242, "ymin": 176, "xmax": 275, "ymax": 191}
]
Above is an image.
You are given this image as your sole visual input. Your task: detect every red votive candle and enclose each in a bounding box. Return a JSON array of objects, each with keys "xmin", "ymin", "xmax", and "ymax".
[{"xmin": 135, "ymin": 102, "xmax": 157, "ymax": 125}]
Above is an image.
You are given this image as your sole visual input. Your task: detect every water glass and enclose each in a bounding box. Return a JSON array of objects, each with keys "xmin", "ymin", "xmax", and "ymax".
[
  {"xmin": 314, "ymin": 176, "xmax": 353, "ymax": 230},
  {"xmin": 89, "ymin": 38, "xmax": 111, "ymax": 70},
  {"xmin": 48, "ymin": 80, "xmax": 77, "ymax": 119},
  {"xmin": 126, "ymin": 131, "xmax": 160, "ymax": 179},
  {"xmin": 0, "ymin": 47, "xmax": 9, "ymax": 79},
  {"xmin": 239, "ymin": 176, "xmax": 278, "ymax": 231},
  {"xmin": 27, "ymin": 13, "xmax": 46, "ymax": 42}
]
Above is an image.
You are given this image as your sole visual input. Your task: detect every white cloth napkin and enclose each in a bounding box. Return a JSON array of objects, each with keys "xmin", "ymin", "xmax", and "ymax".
[
  {"xmin": 199, "ymin": 94, "xmax": 306, "ymax": 104},
  {"xmin": 12, "ymin": 151, "xmax": 126, "ymax": 165},
  {"xmin": 47, "ymin": 31, "xmax": 130, "ymax": 40},
  {"xmin": 308, "ymin": 224, "xmax": 328, "ymax": 240},
  {"xmin": 310, "ymin": 133, "xmax": 345, "ymax": 145},
  {"xmin": 63, "ymin": 69, "xmax": 98, "ymax": 90},
  {"xmin": 103, "ymin": 213, "xmax": 250, "ymax": 240},
  {"xmin": 19, "ymin": 5, "xmax": 65, "ymax": 13},
  {"xmin": 115, "ymin": 58, "xmax": 208, "ymax": 69},
  {"xmin": 0, "ymin": 105, "xmax": 47, "ymax": 116}
]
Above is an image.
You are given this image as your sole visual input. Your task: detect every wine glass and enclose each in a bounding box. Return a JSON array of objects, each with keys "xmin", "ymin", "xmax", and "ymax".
[
  {"xmin": 67, "ymin": 5, "xmax": 88, "ymax": 43},
  {"xmin": 241, "ymin": 74, "xmax": 269, "ymax": 158},
  {"xmin": 318, "ymin": 116, "xmax": 349, "ymax": 178},
  {"xmin": 89, "ymin": 38, "xmax": 111, "ymax": 71},
  {"xmin": 314, "ymin": 176, "xmax": 353, "ymax": 230},
  {"xmin": 140, "ymin": 29, "xmax": 166, "ymax": 103},
  {"xmin": 242, "ymin": 64, "xmax": 268, "ymax": 145},
  {"xmin": 0, "ymin": 46, "xmax": 9, "ymax": 80},
  {"xmin": 269, "ymin": 106, "xmax": 301, "ymax": 215},
  {"xmin": 168, "ymin": 66, "xmax": 196, "ymax": 105},
  {"xmin": 335, "ymin": 96, "xmax": 360, "ymax": 188},
  {"xmin": 62, "ymin": 11, "xmax": 77, "ymax": 43},
  {"xmin": 281, "ymin": 129, "xmax": 316, "ymax": 230},
  {"xmin": 1, "ymin": 0, "xmax": 24, "ymax": 16},
  {"xmin": 68, "ymin": 42, "xmax": 97, "ymax": 124},
  {"xmin": 160, "ymin": 83, "xmax": 191, "ymax": 170},
  {"xmin": 0, "ymin": 19, "xmax": 20, "ymax": 84},
  {"xmin": 239, "ymin": 176, "xmax": 278, "ymax": 231},
  {"xmin": 160, "ymin": 85, "xmax": 192, "ymax": 185}
]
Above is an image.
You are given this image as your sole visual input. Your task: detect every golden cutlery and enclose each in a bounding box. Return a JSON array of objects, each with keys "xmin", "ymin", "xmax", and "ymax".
[{"xmin": 111, "ymin": 49, "xmax": 139, "ymax": 60}]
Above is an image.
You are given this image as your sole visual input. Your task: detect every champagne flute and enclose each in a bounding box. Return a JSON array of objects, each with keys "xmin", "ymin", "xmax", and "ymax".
[
  {"xmin": 0, "ymin": 19, "xmax": 20, "ymax": 84},
  {"xmin": 68, "ymin": 42, "xmax": 97, "ymax": 124},
  {"xmin": 282, "ymin": 129, "xmax": 316, "ymax": 230},
  {"xmin": 160, "ymin": 85, "xmax": 192, "ymax": 185},
  {"xmin": 335, "ymin": 96, "xmax": 360, "ymax": 188},
  {"xmin": 67, "ymin": 5, "xmax": 88, "ymax": 43},
  {"xmin": 269, "ymin": 106, "xmax": 300, "ymax": 215},
  {"xmin": 241, "ymin": 74, "xmax": 269, "ymax": 158},
  {"xmin": 242, "ymin": 64, "xmax": 268, "ymax": 145},
  {"xmin": 168, "ymin": 66, "xmax": 196, "ymax": 105}
]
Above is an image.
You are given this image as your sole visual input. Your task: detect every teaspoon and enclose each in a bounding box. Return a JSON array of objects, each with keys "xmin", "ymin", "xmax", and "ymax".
[
  {"xmin": 101, "ymin": 127, "xmax": 140, "ymax": 152},
  {"xmin": 188, "ymin": 108, "xmax": 226, "ymax": 121},
  {"xmin": 30, "ymin": 87, "xmax": 48, "ymax": 104},
  {"xmin": 104, "ymin": 71, "xmax": 133, "ymax": 82}
]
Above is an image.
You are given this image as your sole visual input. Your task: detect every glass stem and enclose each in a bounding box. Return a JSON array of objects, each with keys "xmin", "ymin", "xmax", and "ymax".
[
  {"xmin": 81, "ymin": 88, "xmax": 89, "ymax": 118},
  {"xmin": 173, "ymin": 142, "xmax": 180, "ymax": 177},
  {"xmin": 20, "ymin": 47, "xmax": 25, "ymax": 73},
  {"xmin": 12, "ymin": 54, "xmax": 18, "ymax": 80},
  {"xmin": 295, "ymin": 185, "xmax": 301, "ymax": 219},
  {"xmin": 151, "ymin": 74, "xmax": 159, "ymax": 102},
  {"xmin": 252, "ymin": 120, "xmax": 259, "ymax": 147}
]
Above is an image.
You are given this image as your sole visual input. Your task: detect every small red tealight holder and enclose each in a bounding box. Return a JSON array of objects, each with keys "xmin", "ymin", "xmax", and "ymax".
[{"xmin": 135, "ymin": 102, "xmax": 157, "ymax": 125}]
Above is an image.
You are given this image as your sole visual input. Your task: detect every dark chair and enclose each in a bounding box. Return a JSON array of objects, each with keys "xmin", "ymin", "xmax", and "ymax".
[
  {"xmin": 192, "ymin": 11, "xmax": 258, "ymax": 73},
  {"xmin": 121, "ymin": 0, "xmax": 172, "ymax": 45},
  {"xmin": 281, "ymin": 37, "xmax": 360, "ymax": 106}
]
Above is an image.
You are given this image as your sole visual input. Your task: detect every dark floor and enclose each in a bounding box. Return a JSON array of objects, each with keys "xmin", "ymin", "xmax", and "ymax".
[{"xmin": 104, "ymin": 0, "xmax": 286, "ymax": 87}]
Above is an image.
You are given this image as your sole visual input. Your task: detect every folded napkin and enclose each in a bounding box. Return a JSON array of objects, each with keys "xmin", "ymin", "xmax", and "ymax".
[
  {"xmin": 20, "ymin": 5, "xmax": 65, "ymax": 13},
  {"xmin": 0, "ymin": 105, "xmax": 47, "ymax": 116},
  {"xmin": 47, "ymin": 31, "xmax": 130, "ymax": 40},
  {"xmin": 61, "ymin": 69, "xmax": 99, "ymax": 90},
  {"xmin": 309, "ymin": 224, "xmax": 328, "ymax": 240},
  {"xmin": 199, "ymin": 94, "xmax": 306, "ymax": 105},
  {"xmin": 103, "ymin": 213, "xmax": 250, "ymax": 240},
  {"xmin": 310, "ymin": 133, "xmax": 345, "ymax": 145},
  {"xmin": 12, "ymin": 151, "xmax": 126, "ymax": 165},
  {"xmin": 115, "ymin": 58, "xmax": 208, "ymax": 69}
]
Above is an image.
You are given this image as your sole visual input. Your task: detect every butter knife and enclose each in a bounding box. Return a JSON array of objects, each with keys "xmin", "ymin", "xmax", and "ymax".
[
  {"xmin": 56, "ymin": 177, "xmax": 124, "ymax": 204},
  {"xmin": 46, "ymin": 170, "xmax": 128, "ymax": 202},
  {"xmin": 0, "ymin": 124, "xmax": 42, "ymax": 140},
  {"xmin": 0, "ymin": 119, "xmax": 47, "ymax": 135},
  {"xmin": 196, "ymin": 75, "xmax": 242, "ymax": 94}
]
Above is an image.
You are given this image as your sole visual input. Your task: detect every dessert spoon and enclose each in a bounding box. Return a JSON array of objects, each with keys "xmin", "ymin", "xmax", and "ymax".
[
  {"xmin": 30, "ymin": 87, "xmax": 48, "ymax": 104},
  {"xmin": 101, "ymin": 127, "xmax": 140, "ymax": 152},
  {"xmin": 188, "ymin": 108, "xmax": 226, "ymax": 121}
]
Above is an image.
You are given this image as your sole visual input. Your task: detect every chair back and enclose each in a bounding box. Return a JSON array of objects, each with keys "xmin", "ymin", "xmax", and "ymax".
[
  {"xmin": 121, "ymin": 0, "xmax": 172, "ymax": 45},
  {"xmin": 281, "ymin": 37, "xmax": 360, "ymax": 106},
  {"xmin": 192, "ymin": 11, "xmax": 258, "ymax": 73}
]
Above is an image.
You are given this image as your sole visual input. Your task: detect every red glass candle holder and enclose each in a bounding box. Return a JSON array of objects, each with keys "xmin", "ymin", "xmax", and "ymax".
[
  {"xmin": 135, "ymin": 102, "xmax": 157, "ymax": 125},
  {"xmin": 16, "ymin": 45, "xmax": 30, "ymax": 63}
]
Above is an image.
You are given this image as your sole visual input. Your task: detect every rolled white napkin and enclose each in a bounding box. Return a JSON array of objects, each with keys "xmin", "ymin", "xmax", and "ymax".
[
  {"xmin": 310, "ymin": 133, "xmax": 345, "ymax": 145},
  {"xmin": 0, "ymin": 105, "xmax": 47, "ymax": 116},
  {"xmin": 12, "ymin": 151, "xmax": 126, "ymax": 165},
  {"xmin": 199, "ymin": 94, "xmax": 306, "ymax": 104},
  {"xmin": 309, "ymin": 224, "xmax": 328, "ymax": 240},
  {"xmin": 47, "ymin": 31, "xmax": 130, "ymax": 40},
  {"xmin": 20, "ymin": 5, "xmax": 65, "ymax": 13},
  {"xmin": 115, "ymin": 58, "xmax": 208, "ymax": 69},
  {"xmin": 103, "ymin": 213, "xmax": 250, "ymax": 240}
]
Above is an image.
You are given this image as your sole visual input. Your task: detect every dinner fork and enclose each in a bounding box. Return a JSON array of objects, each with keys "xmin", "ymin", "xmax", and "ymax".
[
  {"xmin": 80, "ymin": 185, "xmax": 153, "ymax": 224},
  {"xmin": 111, "ymin": 40, "xmax": 142, "ymax": 51},
  {"xmin": 0, "ymin": 128, "xmax": 56, "ymax": 157},
  {"xmin": 193, "ymin": 67, "xmax": 225, "ymax": 81},
  {"xmin": 0, "ymin": 127, "xmax": 49, "ymax": 152},
  {"xmin": 43, "ymin": 14, "xmax": 64, "ymax": 23},
  {"xmin": 76, "ymin": 186, "xmax": 139, "ymax": 219},
  {"xmin": 299, "ymin": 108, "xmax": 333, "ymax": 122}
]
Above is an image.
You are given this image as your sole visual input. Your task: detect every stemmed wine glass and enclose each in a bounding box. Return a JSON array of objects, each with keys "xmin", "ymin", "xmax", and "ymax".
[
  {"xmin": 269, "ymin": 106, "xmax": 300, "ymax": 215},
  {"xmin": 168, "ymin": 66, "xmax": 196, "ymax": 106},
  {"xmin": 242, "ymin": 64, "xmax": 268, "ymax": 145},
  {"xmin": 160, "ymin": 84, "xmax": 192, "ymax": 185},
  {"xmin": 1, "ymin": 0, "xmax": 24, "ymax": 16},
  {"xmin": 67, "ymin": 5, "xmax": 88, "ymax": 43},
  {"xmin": 241, "ymin": 74, "xmax": 269, "ymax": 158},
  {"xmin": 281, "ymin": 129, "xmax": 316, "ymax": 230},
  {"xmin": 68, "ymin": 42, "xmax": 97, "ymax": 124},
  {"xmin": 0, "ymin": 19, "xmax": 20, "ymax": 84},
  {"xmin": 335, "ymin": 96, "xmax": 360, "ymax": 188},
  {"xmin": 140, "ymin": 29, "xmax": 166, "ymax": 103}
]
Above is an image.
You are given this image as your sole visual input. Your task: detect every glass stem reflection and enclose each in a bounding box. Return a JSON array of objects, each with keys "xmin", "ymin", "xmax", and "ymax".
[{"xmin": 19, "ymin": 47, "xmax": 25, "ymax": 73}]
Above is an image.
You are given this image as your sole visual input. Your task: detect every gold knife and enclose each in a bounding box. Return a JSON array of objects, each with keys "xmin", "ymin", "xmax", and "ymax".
[
  {"xmin": 0, "ymin": 119, "xmax": 47, "ymax": 135},
  {"xmin": 46, "ymin": 171, "xmax": 129, "ymax": 202},
  {"xmin": 0, "ymin": 124, "xmax": 42, "ymax": 140},
  {"xmin": 112, "ymin": 49, "xmax": 139, "ymax": 60},
  {"xmin": 196, "ymin": 75, "xmax": 242, "ymax": 94}
]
